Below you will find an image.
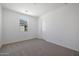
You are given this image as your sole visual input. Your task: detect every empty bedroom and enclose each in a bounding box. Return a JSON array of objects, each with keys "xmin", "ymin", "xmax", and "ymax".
[{"xmin": 0, "ymin": 3, "xmax": 79, "ymax": 56}]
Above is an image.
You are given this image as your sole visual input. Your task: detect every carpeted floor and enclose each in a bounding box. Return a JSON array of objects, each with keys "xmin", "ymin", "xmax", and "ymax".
[{"xmin": 0, "ymin": 38, "xmax": 79, "ymax": 56}]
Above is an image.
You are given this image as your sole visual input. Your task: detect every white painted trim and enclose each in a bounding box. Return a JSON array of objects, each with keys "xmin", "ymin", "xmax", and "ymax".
[{"xmin": 45, "ymin": 39, "xmax": 79, "ymax": 52}]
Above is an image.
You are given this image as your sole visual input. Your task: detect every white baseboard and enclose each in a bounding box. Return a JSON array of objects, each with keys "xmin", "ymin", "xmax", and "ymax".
[
  {"xmin": 2, "ymin": 37, "xmax": 37, "ymax": 45},
  {"xmin": 45, "ymin": 39, "xmax": 79, "ymax": 52}
]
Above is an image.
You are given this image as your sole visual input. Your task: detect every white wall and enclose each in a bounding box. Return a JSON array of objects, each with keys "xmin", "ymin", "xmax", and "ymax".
[
  {"xmin": 2, "ymin": 8, "xmax": 38, "ymax": 44},
  {"xmin": 0, "ymin": 5, "xmax": 2, "ymax": 47},
  {"xmin": 39, "ymin": 4, "xmax": 79, "ymax": 51}
]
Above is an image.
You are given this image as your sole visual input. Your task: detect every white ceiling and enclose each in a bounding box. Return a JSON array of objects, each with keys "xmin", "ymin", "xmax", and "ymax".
[{"xmin": 1, "ymin": 3, "xmax": 66, "ymax": 17}]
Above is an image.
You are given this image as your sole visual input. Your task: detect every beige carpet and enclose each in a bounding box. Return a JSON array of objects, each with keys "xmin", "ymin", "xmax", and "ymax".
[{"xmin": 0, "ymin": 38, "xmax": 79, "ymax": 56}]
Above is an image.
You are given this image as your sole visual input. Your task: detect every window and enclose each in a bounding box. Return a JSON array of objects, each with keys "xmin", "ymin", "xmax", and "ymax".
[{"xmin": 20, "ymin": 15, "xmax": 28, "ymax": 32}]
